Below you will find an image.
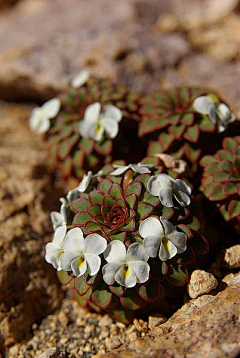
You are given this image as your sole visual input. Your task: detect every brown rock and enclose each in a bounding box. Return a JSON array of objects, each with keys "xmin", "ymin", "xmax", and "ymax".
[
  {"xmin": 187, "ymin": 269, "xmax": 218, "ymax": 299},
  {"xmin": 103, "ymin": 284, "xmax": 240, "ymax": 358},
  {"xmin": 218, "ymin": 245, "xmax": 240, "ymax": 269}
]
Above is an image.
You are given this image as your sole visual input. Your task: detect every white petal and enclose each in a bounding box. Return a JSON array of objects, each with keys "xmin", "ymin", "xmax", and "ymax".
[
  {"xmin": 128, "ymin": 261, "xmax": 150, "ymax": 283},
  {"xmin": 61, "ymin": 251, "xmax": 79, "ymax": 271},
  {"xmin": 110, "ymin": 165, "xmax": 129, "ymax": 176},
  {"xmin": 50, "ymin": 211, "xmax": 66, "ymax": 231},
  {"xmin": 143, "ymin": 235, "xmax": 161, "ymax": 258},
  {"xmin": 130, "ymin": 164, "xmax": 152, "ymax": 174},
  {"xmin": 71, "ymin": 256, "xmax": 87, "ymax": 276},
  {"xmin": 85, "ymin": 253, "xmax": 101, "ymax": 276},
  {"xmin": 29, "ymin": 108, "xmax": 42, "ymax": 131},
  {"xmin": 104, "ymin": 240, "xmax": 126, "ymax": 263},
  {"xmin": 147, "ymin": 174, "xmax": 172, "ymax": 197},
  {"xmin": 66, "ymin": 187, "xmax": 79, "ymax": 202},
  {"xmin": 159, "ymin": 218, "xmax": 176, "ymax": 236},
  {"xmin": 102, "ymin": 104, "xmax": 122, "ymax": 122},
  {"xmin": 159, "ymin": 239, "xmax": 177, "ymax": 261},
  {"xmin": 159, "ymin": 187, "xmax": 174, "ymax": 207},
  {"xmin": 173, "ymin": 190, "xmax": 190, "ymax": 206},
  {"xmin": 115, "ymin": 265, "xmax": 137, "ymax": 288},
  {"xmin": 84, "ymin": 234, "xmax": 107, "ymax": 255},
  {"xmin": 45, "ymin": 242, "xmax": 63, "ymax": 270},
  {"xmin": 126, "ymin": 242, "xmax": 149, "ymax": 262},
  {"xmin": 77, "ymin": 171, "xmax": 93, "ymax": 192},
  {"xmin": 88, "ymin": 122, "xmax": 104, "ymax": 141},
  {"xmin": 52, "ymin": 225, "xmax": 67, "ymax": 246},
  {"xmin": 59, "ymin": 198, "xmax": 68, "ymax": 222},
  {"xmin": 209, "ymin": 106, "xmax": 217, "ymax": 123},
  {"xmin": 217, "ymin": 103, "xmax": 231, "ymax": 122},
  {"xmin": 174, "ymin": 179, "xmax": 191, "ymax": 195},
  {"xmin": 79, "ymin": 119, "xmax": 93, "ymax": 138},
  {"xmin": 42, "ymin": 98, "xmax": 61, "ymax": 118},
  {"xmin": 102, "ymin": 262, "xmax": 123, "ymax": 285},
  {"xmin": 63, "ymin": 227, "xmax": 85, "ymax": 252},
  {"xmin": 139, "ymin": 216, "xmax": 164, "ymax": 239},
  {"xmin": 102, "ymin": 117, "xmax": 119, "ymax": 139},
  {"xmin": 83, "ymin": 102, "xmax": 101, "ymax": 124},
  {"xmin": 193, "ymin": 96, "xmax": 214, "ymax": 114},
  {"xmin": 168, "ymin": 231, "xmax": 187, "ymax": 253},
  {"xmin": 218, "ymin": 122, "xmax": 227, "ymax": 133},
  {"xmin": 37, "ymin": 116, "xmax": 51, "ymax": 133},
  {"xmin": 70, "ymin": 70, "xmax": 90, "ymax": 89}
]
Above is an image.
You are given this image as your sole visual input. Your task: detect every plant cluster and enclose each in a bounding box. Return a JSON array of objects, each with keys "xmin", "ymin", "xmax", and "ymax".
[{"xmin": 29, "ymin": 70, "xmax": 240, "ymax": 323}]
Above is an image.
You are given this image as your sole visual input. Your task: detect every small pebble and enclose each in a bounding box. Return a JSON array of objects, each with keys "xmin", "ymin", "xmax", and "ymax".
[
  {"xmin": 187, "ymin": 269, "xmax": 218, "ymax": 299},
  {"xmin": 148, "ymin": 313, "xmax": 168, "ymax": 329},
  {"xmin": 218, "ymin": 245, "xmax": 240, "ymax": 269}
]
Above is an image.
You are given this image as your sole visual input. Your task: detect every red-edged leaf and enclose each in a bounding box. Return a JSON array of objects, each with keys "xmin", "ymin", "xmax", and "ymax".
[{"xmin": 183, "ymin": 124, "xmax": 200, "ymax": 143}]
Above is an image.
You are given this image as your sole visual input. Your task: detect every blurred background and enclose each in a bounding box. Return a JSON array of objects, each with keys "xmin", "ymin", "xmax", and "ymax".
[{"xmin": 0, "ymin": 0, "xmax": 240, "ymax": 115}]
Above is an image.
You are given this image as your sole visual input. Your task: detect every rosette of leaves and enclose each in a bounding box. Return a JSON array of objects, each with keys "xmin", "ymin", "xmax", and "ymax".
[
  {"xmin": 200, "ymin": 136, "xmax": 240, "ymax": 225},
  {"xmin": 45, "ymin": 76, "xmax": 144, "ymax": 186},
  {"xmin": 57, "ymin": 161, "xmax": 209, "ymax": 324},
  {"xmin": 138, "ymin": 86, "xmax": 233, "ymax": 174}
]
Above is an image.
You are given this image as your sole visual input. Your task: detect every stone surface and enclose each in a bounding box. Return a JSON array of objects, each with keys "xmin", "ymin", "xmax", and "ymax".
[
  {"xmin": 187, "ymin": 269, "xmax": 219, "ymax": 299},
  {"xmin": 217, "ymin": 245, "xmax": 240, "ymax": 269},
  {"xmin": 103, "ymin": 284, "xmax": 240, "ymax": 358},
  {"xmin": 0, "ymin": 102, "xmax": 64, "ymax": 355}
]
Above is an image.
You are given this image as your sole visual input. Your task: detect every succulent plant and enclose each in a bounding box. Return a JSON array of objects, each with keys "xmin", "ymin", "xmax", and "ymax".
[
  {"xmin": 200, "ymin": 136, "xmax": 240, "ymax": 225},
  {"xmin": 138, "ymin": 87, "xmax": 236, "ymax": 175},
  {"xmin": 30, "ymin": 73, "xmax": 144, "ymax": 187},
  {"xmin": 45, "ymin": 159, "xmax": 209, "ymax": 323}
]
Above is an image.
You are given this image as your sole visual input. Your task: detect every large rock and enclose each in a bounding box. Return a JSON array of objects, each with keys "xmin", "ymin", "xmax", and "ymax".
[{"xmin": 103, "ymin": 283, "xmax": 240, "ymax": 358}]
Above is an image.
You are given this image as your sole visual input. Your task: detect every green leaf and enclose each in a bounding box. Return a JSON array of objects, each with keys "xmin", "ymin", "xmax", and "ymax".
[
  {"xmin": 60, "ymin": 157, "xmax": 73, "ymax": 177},
  {"xmin": 184, "ymin": 142, "xmax": 201, "ymax": 162},
  {"xmin": 228, "ymin": 198, "xmax": 240, "ymax": 218},
  {"xmin": 168, "ymin": 124, "xmax": 186, "ymax": 139},
  {"xmin": 73, "ymin": 150, "xmax": 85, "ymax": 168},
  {"xmin": 218, "ymin": 149, "xmax": 234, "ymax": 162},
  {"xmin": 113, "ymin": 308, "xmax": 135, "ymax": 324},
  {"xmin": 175, "ymin": 245, "xmax": 196, "ymax": 265},
  {"xmin": 200, "ymin": 155, "xmax": 218, "ymax": 167},
  {"xmin": 74, "ymin": 291, "xmax": 88, "ymax": 307},
  {"xmin": 98, "ymin": 179, "xmax": 112, "ymax": 194},
  {"xmin": 147, "ymin": 141, "xmax": 163, "ymax": 155},
  {"xmin": 84, "ymin": 221, "xmax": 101, "ymax": 234},
  {"xmin": 75, "ymin": 277, "xmax": 90, "ymax": 295},
  {"xmin": 214, "ymin": 171, "xmax": 229, "ymax": 182},
  {"xmin": 223, "ymin": 182, "xmax": 238, "ymax": 195},
  {"xmin": 71, "ymin": 198, "xmax": 90, "ymax": 212},
  {"xmin": 57, "ymin": 271, "xmax": 74, "ymax": 286},
  {"xmin": 87, "ymin": 154, "xmax": 99, "ymax": 168},
  {"xmin": 183, "ymin": 124, "xmax": 200, "ymax": 143},
  {"xmin": 198, "ymin": 116, "xmax": 215, "ymax": 132},
  {"xmin": 95, "ymin": 139, "xmax": 112, "ymax": 155},
  {"xmin": 161, "ymin": 206, "xmax": 174, "ymax": 220},
  {"xmin": 109, "ymin": 183, "xmax": 123, "ymax": 199},
  {"xmin": 177, "ymin": 224, "xmax": 193, "ymax": 238},
  {"xmin": 120, "ymin": 289, "xmax": 144, "ymax": 310},
  {"xmin": 122, "ymin": 218, "xmax": 135, "ymax": 231},
  {"xmin": 167, "ymin": 263, "xmax": 188, "ymax": 286},
  {"xmin": 142, "ymin": 192, "xmax": 160, "ymax": 207},
  {"xmin": 109, "ymin": 283, "xmax": 126, "ymax": 297},
  {"xmin": 59, "ymin": 141, "xmax": 70, "ymax": 160},
  {"xmin": 220, "ymin": 161, "xmax": 234, "ymax": 173},
  {"xmin": 73, "ymin": 212, "xmax": 92, "ymax": 226},
  {"xmin": 89, "ymin": 191, "xmax": 104, "ymax": 205},
  {"xmin": 87, "ymin": 205, "xmax": 101, "ymax": 216},
  {"xmin": 181, "ymin": 113, "xmax": 194, "ymax": 126},
  {"xmin": 138, "ymin": 280, "xmax": 161, "ymax": 302},
  {"xmin": 80, "ymin": 138, "xmax": 94, "ymax": 154},
  {"xmin": 205, "ymin": 163, "xmax": 220, "ymax": 174},
  {"xmin": 125, "ymin": 181, "xmax": 142, "ymax": 196},
  {"xmin": 159, "ymin": 132, "xmax": 175, "ymax": 151},
  {"xmin": 185, "ymin": 215, "xmax": 201, "ymax": 232},
  {"xmin": 92, "ymin": 284, "xmax": 112, "ymax": 309},
  {"xmin": 138, "ymin": 118, "xmax": 158, "ymax": 137},
  {"xmin": 210, "ymin": 184, "xmax": 227, "ymax": 201},
  {"xmin": 125, "ymin": 194, "xmax": 137, "ymax": 209},
  {"xmin": 110, "ymin": 232, "xmax": 126, "ymax": 241},
  {"xmin": 189, "ymin": 234, "xmax": 209, "ymax": 256},
  {"xmin": 224, "ymin": 137, "xmax": 238, "ymax": 151},
  {"xmin": 137, "ymin": 201, "xmax": 155, "ymax": 219}
]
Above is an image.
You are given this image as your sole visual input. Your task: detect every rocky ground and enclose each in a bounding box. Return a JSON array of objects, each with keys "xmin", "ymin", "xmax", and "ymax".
[{"xmin": 0, "ymin": 0, "xmax": 240, "ymax": 357}]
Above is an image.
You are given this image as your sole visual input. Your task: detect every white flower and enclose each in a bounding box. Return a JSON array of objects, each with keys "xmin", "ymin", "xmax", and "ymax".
[
  {"xmin": 61, "ymin": 228, "xmax": 107, "ymax": 277},
  {"xmin": 45, "ymin": 225, "xmax": 66, "ymax": 270},
  {"xmin": 193, "ymin": 95, "xmax": 236, "ymax": 132},
  {"xmin": 110, "ymin": 163, "xmax": 153, "ymax": 176},
  {"xmin": 79, "ymin": 102, "xmax": 122, "ymax": 141},
  {"xmin": 139, "ymin": 216, "xmax": 187, "ymax": 261},
  {"xmin": 76, "ymin": 171, "xmax": 93, "ymax": 192},
  {"xmin": 70, "ymin": 70, "xmax": 90, "ymax": 89},
  {"xmin": 102, "ymin": 241, "xmax": 150, "ymax": 288},
  {"xmin": 29, "ymin": 98, "xmax": 61, "ymax": 133},
  {"xmin": 147, "ymin": 173, "xmax": 191, "ymax": 207}
]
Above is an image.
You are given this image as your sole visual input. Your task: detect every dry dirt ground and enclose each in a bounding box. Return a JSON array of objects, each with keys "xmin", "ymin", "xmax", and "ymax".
[{"xmin": 0, "ymin": 1, "xmax": 240, "ymax": 357}]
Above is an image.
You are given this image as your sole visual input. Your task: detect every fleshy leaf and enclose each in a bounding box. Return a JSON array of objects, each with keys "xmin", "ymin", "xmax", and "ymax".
[
  {"xmin": 138, "ymin": 280, "xmax": 161, "ymax": 302},
  {"xmin": 120, "ymin": 289, "xmax": 145, "ymax": 310},
  {"xmin": 228, "ymin": 199, "xmax": 240, "ymax": 219}
]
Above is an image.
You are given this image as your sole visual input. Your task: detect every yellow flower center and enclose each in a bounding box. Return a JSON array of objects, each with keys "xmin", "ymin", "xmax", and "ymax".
[
  {"xmin": 77, "ymin": 255, "xmax": 85, "ymax": 268},
  {"xmin": 122, "ymin": 264, "xmax": 130, "ymax": 278}
]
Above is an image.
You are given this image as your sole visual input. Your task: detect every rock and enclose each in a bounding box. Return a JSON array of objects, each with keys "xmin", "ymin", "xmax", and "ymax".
[
  {"xmin": 187, "ymin": 269, "xmax": 218, "ymax": 299},
  {"xmin": 102, "ymin": 284, "xmax": 240, "ymax": 358},
  {"xmin": 222, "ymin": 272, "xmax": 240, "ymax": 286},
  {"xmin": 148, "ymin": 313, "xmax": 168, "ymax": 330},
  {"xmin": 217, "ymin": 245, "xmax": 240, "ymax": 269},
  {"xmin": 0, "ymin": 102, "xmax": 64, "ymax": 352},
  {"xmin": 37, "ymin": 347, "xmax": 59, "ymax": 358}
]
